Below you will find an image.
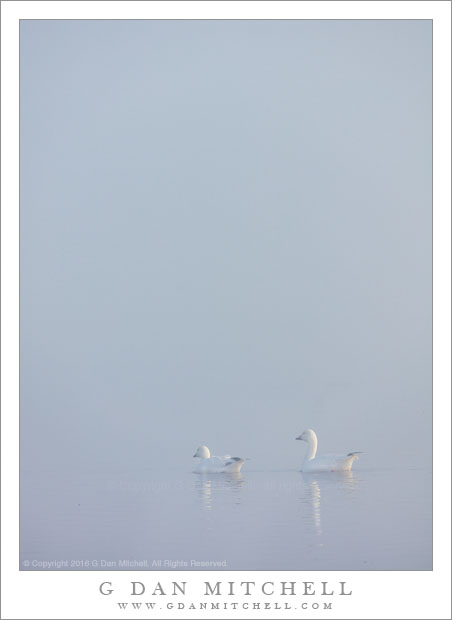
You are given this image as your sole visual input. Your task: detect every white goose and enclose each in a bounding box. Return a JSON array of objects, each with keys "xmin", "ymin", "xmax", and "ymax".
[
  {"xmin": 193, "ymin": 445, "xmax": 245, "ymax": 474},
  {"xmin": 296, "ymin": 429, "xmax": 362, "ymax": 473}
]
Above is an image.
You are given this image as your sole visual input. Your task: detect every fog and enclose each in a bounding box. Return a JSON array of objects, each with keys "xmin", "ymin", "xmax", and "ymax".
[{"xmin": 20, "ymin": 20, "xmax": 432, "ymax": 475}]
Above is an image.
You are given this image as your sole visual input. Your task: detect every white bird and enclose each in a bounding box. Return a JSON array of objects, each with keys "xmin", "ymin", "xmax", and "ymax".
[
  {"xmin": 295, "ymin": 429, "xmax": 362, "ymax": 473},
  {"xmin": 193, "ymin": 445, "xmax": 245, "ymax": 474}
]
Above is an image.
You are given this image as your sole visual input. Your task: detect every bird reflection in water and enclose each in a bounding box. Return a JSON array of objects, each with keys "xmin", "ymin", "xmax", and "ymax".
[
  {"xmin": 336, "ymin": 469, "xmax": 359, "ymax": 493},
  {"xmin": 301, "ymin": 470, "xmax": 358, "ymax": 537},
  {"xmin": 308, "ymin": 479, "xmax": 322, "ymax": 536},
  {"xmin": 195, "ymin": 473, "xmax": 244, "ymax": 511}
]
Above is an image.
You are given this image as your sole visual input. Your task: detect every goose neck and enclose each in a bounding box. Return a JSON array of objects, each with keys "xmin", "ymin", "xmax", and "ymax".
[{"xmin": 305, "ymin": 433, "xmax": 318, "ymax": 461}]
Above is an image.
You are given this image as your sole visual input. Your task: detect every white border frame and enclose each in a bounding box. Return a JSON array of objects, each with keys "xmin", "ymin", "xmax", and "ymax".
[{"xmin": 2, "ymin": 2, "xmax": 450, "ymax": 619}]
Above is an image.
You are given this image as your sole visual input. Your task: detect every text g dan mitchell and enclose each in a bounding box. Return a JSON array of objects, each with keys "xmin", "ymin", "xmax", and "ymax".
[{"xmin": 99, "ymin": 580, "xmax": 352, "ymax": 611}]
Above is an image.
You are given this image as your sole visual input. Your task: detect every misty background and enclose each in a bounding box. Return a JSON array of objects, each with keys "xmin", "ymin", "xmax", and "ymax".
[{"xmin": 20, "ymin": 19, "xmax": 432, "ymax": 475}]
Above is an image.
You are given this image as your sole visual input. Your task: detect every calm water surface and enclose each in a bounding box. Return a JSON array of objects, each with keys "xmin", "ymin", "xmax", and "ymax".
[{"xmin": 20, "ymin": 466, "xmax": 431, "ymax": 570}]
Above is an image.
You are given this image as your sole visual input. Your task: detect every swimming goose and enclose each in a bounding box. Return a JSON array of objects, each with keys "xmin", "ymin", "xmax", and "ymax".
[
  {"xmin": 296, "ymin": 429, "xmax": 362, "ymax": 473},
  {"xmin": 193, "ymin": 445, "xmax": 245, "ymax": 474}
]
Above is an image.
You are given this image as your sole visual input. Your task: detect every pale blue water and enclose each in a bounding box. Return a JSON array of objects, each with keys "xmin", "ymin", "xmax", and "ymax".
[{"xmin": 20, "ymin": 466, "xmax": 431, "ymax": 571}]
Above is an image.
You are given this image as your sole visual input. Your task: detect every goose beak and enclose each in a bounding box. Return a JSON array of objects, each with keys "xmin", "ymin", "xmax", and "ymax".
[
  {"xmin": 295, "ymin": 435, "xmax": 302, "ymax": 440},
  {"xmin": 193, "ymin": 453, "xmax": 197, "ymax": 457}
]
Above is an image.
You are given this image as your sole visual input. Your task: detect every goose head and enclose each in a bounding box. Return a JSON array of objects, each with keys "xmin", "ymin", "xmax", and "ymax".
[
  {"xmin": 295, "ymin": 429, "xmax": 316, "ymax": 442},
  {"xmin": 193, "ymin": 445, "xmax": 210, "ymax": 459}
]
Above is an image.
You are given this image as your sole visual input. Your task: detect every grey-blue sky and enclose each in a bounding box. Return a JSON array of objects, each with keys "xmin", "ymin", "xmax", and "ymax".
[{"xmin": 20, "ymin": 20, "xmax": 432, "ymax": 472}]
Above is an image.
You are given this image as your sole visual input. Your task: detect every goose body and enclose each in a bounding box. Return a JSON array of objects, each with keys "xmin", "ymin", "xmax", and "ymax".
[
  {"xmin": 193, "ymin": 445, "xmax": 245, "ymax": 474},
  {"xmin": 296, "ymin": 429, "xmax": 361, "ymax": 473}
]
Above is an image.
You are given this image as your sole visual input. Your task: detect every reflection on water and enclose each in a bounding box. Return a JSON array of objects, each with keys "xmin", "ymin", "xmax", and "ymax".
[
  {"xmin": 302, "ymin": 469, "xmax": 358, "ymax": 491},
  {"xmin": 20, "ymin": 467, "xmax": 432, "ymax": 570},
  {"xmin": 194, "ymin": 472, "xmax": 244, "ymax": 511},
  {"xmin": 198, "ymin": 478, "xmax": 212, "ymax": 510},
  {"xmin": 300, "ymin": 471, "xmax": 359, "ymax": 537},
  {"xmin": 307, "ymin": 479, "xmax": 322, "ymax": 535}
]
